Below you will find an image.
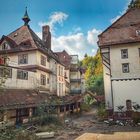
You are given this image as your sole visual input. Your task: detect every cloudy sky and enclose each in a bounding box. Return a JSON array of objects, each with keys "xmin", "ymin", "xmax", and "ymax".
[{"xmin": 0, "ymin": 0, "xmax": 131, "ymax": 59}]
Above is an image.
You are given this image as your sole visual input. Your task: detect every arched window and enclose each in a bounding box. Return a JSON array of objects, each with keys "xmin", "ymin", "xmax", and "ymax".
[{"xmin": 126, "ymin": 100, "xmax": 132, "ymax": 111}]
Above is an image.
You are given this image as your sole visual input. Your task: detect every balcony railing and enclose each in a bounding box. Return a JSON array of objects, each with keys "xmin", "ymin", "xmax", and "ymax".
[
  {"xmin": 70, "ymin": 64, "xmax": 79, "ymax": 72},
  {"xmin": 70, "ymin": 89, "xmax": 81, "ymax": 94}
]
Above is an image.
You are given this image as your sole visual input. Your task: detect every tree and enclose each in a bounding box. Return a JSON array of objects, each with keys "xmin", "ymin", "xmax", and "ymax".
[
  {"xmin": 84, "ymin": 53, "xmax": 88, "ymax": 58},
  {"xmin": 81, "ymin": 50, "xmax": 104, "ymax": 95},
  {"xmin": 86, "ymin": 75, "xmax": 104, "ymax": 95}
]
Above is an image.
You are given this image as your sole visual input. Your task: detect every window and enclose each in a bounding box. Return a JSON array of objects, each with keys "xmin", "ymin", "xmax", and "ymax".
[
  {"xmin": 121, "ymin": 49, "xmax": 128, "ymax": 59},
  {"xmin": 47, "ymin": 78, "xmax": 49, "ymax": 84},
  {"xmin": 0, "ymin": 67, "xmax": 12, "ymax": 78},
  {"xmin": 18, "ymin": 54, "xmax": 28, "ymax": 64},
  {"xmin": 20, "ymin": 108, "xmax": 29, "ymax": 117},
  {"xmin": 41, "ymin": 55, "xmax": 46, "ymax": 66},
  {"xmin": 61, "ymin": 67, "xmax": 63, "ymax": 76},
  {"xmin": 2, "ymin": 42, "xmax": 9, "ymax": 50},
  {"xmin": 64, "ymin": 72, "xmax": 67, "ymax": 78},
  {"xmin": 47, "ymin": 57, "xmax": 50, "ymax": 62},
  {"xmin": 59, "ymin": 66, "xmax": 60, "ymax": 76},
  {"xmin": 122, "ymin": 63, "xmax": 129, "ymax": 73},
  {"xmin": 17, "ymin": 70, "xmax": 28, "ymax": 80},
  {"xmin": 41, "ymin": 74, "xmax": 46, "ymax": 85}
]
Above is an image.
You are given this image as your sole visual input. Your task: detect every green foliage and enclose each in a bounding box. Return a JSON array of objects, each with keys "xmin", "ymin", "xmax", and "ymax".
[
  {"xmin": 35, "ymin": 103, "xmax": 60, "ymax": 126},
  {"xmin": 86, "ymin": 74, "xmax": 104, "ymax": 95},
  {"xmin": 0, "ymin": 126, "xmax": 17, "ymax": 140},
  {"xmin": 0, "ymin": 126, "xmax": 38, "ymax": 140},
  {"xmin": 80, "ymin": 50, "xmax": 104, "ymax": 95},
  {"xmin": 97, "ymin": 104, "xmax": 107, "ymax": 120},
  {"xmin": 15, "ymin": 131, "xmax": 38, "ymax": 140},
  {"xmin": 39, "ymin": 115, "xmax": 61, "ymax": 126},
  {"xmin": 84, "ymin": 95, "xmax": 95, "ymax": 105}
]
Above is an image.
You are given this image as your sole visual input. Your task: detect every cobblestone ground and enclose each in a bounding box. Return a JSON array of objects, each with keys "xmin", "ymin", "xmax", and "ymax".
[{"xmin": 45, "ymin": 107, "xmax": 140, "ymax": 140}]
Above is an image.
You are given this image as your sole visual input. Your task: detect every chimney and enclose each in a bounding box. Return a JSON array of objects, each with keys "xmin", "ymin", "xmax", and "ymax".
[{"xmin": 42, "ymin": 25, "xmax": 51, "ymax": 49}]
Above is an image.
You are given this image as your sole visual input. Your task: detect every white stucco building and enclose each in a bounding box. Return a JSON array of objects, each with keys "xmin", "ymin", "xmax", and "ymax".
[
  {"xmin": 98, "ymin": 1, "xmax": 140, "ymax": 112},
  {"xmin": 0, "ymin": 8, "xmax": 83, "ymax": 125}
]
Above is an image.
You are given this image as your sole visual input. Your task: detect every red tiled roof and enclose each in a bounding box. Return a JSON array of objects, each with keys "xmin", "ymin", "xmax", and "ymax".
[
  {"xmin": 0, "ymin": 89, "xmax": 83, "ymax": 110},
  {"xmin": 55, "ymin": 50, "xmax": 72, "ymax": 68},
  {"xmin": 0, "ymin": 35, "xmax": 17, "ymax": 48},
  {"xmin": 0, "ymin": 89, "xmax": 49, "ymax": 109},
  {"xmin": 98, "ymin": 8, "xmax": 140, "ymax": 47},
  {"xmin": 0, "ymin": 25, "xmax": 59, "ymax": 62}
]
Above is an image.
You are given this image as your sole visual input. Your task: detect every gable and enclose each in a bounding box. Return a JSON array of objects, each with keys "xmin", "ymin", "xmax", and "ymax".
[
  {"xmin": 0, "ymin": 36, "xmax": 17, "ymax": 50},
  {"xmin": 98, "ymin": 8, "xmax": 140, "ymax": 47},
  {"xmin": 0, "ymin": 41, "xmax": 11, "ymax": 50}
]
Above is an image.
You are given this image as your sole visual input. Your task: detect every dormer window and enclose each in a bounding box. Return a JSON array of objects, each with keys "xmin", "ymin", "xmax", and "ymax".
[
  {"xmin": 136, "ymin": 30, "xmax": 140, "ymax": 36},
  {"xmin": 2, "ymin": 42, "xmax": 9, "ymax": 50},
  {"xmin": 14, "ymin": 33, "xmax": 18, "ymax": 37},
  {"xmin": 121, "ymin": 49, "xmax": 128, "ymax": 59}
]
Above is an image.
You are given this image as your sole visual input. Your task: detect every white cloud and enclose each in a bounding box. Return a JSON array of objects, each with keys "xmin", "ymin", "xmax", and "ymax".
[
  {"xmin": 110, "ymin": 0, "xmax": 131, "ymax": 23},
  {"xmin": 36, "ymin": 32, "xmax": 42, "ymax": 39},
  {"xmin": 37, "ymin": 11, "xmax": 101, "ymax": 59},
  {"xmin": 51, "ymin": 28, "xmax": 101, "ymax": 59},
  {"xmin": 87, "ymin": 29, "xmax": 101, "ymax": 46},
  {"xmin": 39, "ymin": 12, "xmax": 68, "ymax": 33},
  {"xmin": 92, "ymin": 49, "xmax": 96, "ymax": 53}
]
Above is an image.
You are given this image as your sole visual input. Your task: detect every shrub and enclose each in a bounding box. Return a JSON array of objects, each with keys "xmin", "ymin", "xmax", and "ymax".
[
  {"xmin": 38, "ymin": 115, "xmax": 61, "ymax": 126},
  {"xmin": 97, "ymin": 104, "xmax": 107, "ymax": 121},
  {"xmin": 15, "ymin": 131, "xmax": 38, "ymax": 140}
]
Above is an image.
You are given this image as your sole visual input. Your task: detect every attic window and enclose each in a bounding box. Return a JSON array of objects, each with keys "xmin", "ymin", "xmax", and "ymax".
[
  {"xmin": 14, "ymin": 33, "xmax": 18, "ymax": 37},
  {"xmin": 2, "ymin": 42, "xmax": 9, "ymax": 50},
  {"xmin": 136, "ymin": 30, "xmax": 140, "ymax": 36}
]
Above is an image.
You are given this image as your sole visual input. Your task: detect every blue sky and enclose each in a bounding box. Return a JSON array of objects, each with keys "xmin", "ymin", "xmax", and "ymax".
[{"xmin": 0, "ymin": 0, "xmax": 131, "ymax": 59}]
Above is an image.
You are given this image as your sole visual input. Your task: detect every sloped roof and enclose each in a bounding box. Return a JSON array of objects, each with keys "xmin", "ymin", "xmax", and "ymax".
[
  {"xmin": 55, "ymin": 50, "xmax": 72, "ymax": 68},
  {"xmin": 0, "ymin": 89, "xmax": 82, "ymax": 109},
  {"xmin": 98, "ymin": 8, "xmax": 140, "ymax": 47},
  {"xmin": 0, "ymin": 25, "xmax": 59, "ymax": 62},
  {"xmin": 7, "ymin": 26, "xmax": 38, "ymax": 48},
  {"xmin": 0, "ymin": 35, "xmax": 17, "ymax": 48},
  {"xmin": 0, "ymin": 89, "xmax": 48, "ymax": 109}
]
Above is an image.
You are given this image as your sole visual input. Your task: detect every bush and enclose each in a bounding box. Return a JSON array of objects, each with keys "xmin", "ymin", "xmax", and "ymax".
[
  {"xmin": 97, "ymin": 104, "xmax": 107, "ymax": 121},
  {"xmin": 38, "ymin": 115, "xmax": 61, "ymax": 126},
  {"xmin": 0, "ymin": 127, "xmax": 16, "ymax": 140},
  {"xmin": 15, "ymin": 131, "xmax": 38, "ymax": 140}
]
